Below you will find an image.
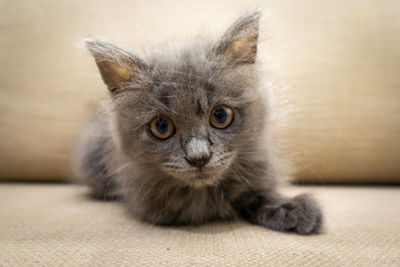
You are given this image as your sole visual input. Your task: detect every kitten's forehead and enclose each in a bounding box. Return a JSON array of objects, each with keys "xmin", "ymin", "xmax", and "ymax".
[
  {"xmin": 153, "ymin": 78, "xmax": 210, "ymax": 119},
  {"xmin": 146, "ymin": 46, "xmax": 245, "ymax": 112},
  {"xmin": 147, "ymin": 50, "xmax": 215, "ymax": 113}
]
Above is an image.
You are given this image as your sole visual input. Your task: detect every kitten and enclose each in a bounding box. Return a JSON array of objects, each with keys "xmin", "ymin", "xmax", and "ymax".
[{"xmin": 74, "ymin": 10, "xmax": 323, "ymax": 234}]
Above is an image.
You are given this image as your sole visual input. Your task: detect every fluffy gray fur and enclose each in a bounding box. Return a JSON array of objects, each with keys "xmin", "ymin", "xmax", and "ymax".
[{"xmin": 74, "ymin": 10, "xmax": 323, "ymax": 234}]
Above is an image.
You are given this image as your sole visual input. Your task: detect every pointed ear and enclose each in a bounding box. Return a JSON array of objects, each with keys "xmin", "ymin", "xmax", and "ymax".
[
  {"xmin": 85, "ymin": 38, "xmax": 146, "ymax": 93},
  {"xmin": 216, "ymin": 10, "xmax": 261, "ymax": 65}
]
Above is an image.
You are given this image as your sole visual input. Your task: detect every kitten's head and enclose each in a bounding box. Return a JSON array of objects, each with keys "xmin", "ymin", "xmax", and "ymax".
[{"xmin": 87, "ymin": 10, "xmax": 266, "ymax": 187}]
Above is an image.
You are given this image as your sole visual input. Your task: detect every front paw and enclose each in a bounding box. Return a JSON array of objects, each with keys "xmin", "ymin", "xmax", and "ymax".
[{"xmin": 261, "ymin": 194, "xmax": 323, "ymax": 235}]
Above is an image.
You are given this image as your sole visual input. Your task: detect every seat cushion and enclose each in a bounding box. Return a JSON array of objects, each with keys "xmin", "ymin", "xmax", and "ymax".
[{"xmin": 1, "ymin": 184, "xmax": 399, "ymax": 266}]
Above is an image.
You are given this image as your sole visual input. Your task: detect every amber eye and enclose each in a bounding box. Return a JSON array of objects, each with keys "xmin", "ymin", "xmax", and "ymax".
[
  {"xmin": 150, "ymin": 116, "xmax": 175, "ymax": 139},
  {"xmin": 210, "ymin": 105, "xmax": 234, "ymax": 129}
]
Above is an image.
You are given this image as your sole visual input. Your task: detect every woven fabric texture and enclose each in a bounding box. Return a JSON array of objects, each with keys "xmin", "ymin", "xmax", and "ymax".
[
  {"xmin": 0, "ymin": 0, "xmax": 399, "ymax": 182},
  {"xmin": 1, "ymin": 184, "xmax": 399, "ymax": 266}
]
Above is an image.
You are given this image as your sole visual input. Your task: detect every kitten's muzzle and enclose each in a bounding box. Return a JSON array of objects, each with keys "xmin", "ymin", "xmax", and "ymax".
[{"xmin": 184, "ymin": 137, "xmax": 212, "ymax": 170}]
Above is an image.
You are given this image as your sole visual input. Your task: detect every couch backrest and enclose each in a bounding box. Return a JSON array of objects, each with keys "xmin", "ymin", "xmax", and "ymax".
[{"xmin": 0, "ymin": 0, "xmax": 399, "ymax": 183}]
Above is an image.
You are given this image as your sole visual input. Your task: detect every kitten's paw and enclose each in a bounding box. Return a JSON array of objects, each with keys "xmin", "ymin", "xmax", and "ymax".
[{"xmin": 261, "ymin": 194, "xmax": 323, "ymax": 235}]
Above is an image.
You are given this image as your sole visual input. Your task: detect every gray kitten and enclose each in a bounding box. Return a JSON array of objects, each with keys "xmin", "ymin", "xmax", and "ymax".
[{"xmin": 74, "ymin": 10, "xmax": 322, "ymax": 234}]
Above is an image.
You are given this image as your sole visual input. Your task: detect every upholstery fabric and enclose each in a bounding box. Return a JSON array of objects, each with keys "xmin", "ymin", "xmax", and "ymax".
[
  {"xmin": 0, "ymin": 184, "xmax": 399, "ymax": 266},
  {"xmin": 0, "ymin": 0, "xmax": 399, "ymax": 182}
]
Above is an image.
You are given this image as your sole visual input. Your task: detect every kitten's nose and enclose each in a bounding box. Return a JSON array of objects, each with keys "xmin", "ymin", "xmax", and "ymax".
[
  {"xmin": 185, "ymin": 155, "xmax": 210, "ymax": 169},
  {"xmin": 184, "ymin": 137, "xmax": 211, "ymax": 169}
]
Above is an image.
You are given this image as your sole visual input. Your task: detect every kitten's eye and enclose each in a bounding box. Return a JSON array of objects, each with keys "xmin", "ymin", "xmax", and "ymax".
[
  {"xmin": 150, "ymin": 117, "xmax": 175, "ymax": 140},
  {"xmin": 210, "ymin": 105, "xmax": 234, "ymax": 129}
]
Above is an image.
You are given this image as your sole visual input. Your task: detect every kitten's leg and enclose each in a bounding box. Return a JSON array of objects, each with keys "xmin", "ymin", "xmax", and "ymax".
[
  {"xmin": 77, "ymin": 141, "xmax": 118, "ymax": 200},
  {"xmin": 79, "ymin": 147, "xmax": 117, "ymax": 200},
  {"xmin": 233, "ymin": 191, "xmax": 323, "ymax": 235},
  {"xmin": 73, "ymin": 113, "xmax": 119, "ymax": 200}
]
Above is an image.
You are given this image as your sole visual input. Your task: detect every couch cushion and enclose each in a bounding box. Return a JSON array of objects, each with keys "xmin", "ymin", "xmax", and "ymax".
[
  {"xmin": 0, "ymin": 0, "xmax": 399, "ymax": 183},
  {"xmin": 1, "ymin": 184, "xmax": 399, "ymax": 266}
]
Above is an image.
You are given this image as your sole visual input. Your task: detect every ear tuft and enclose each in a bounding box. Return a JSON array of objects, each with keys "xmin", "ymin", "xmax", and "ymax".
[
  {"xmin": 216, "ymin": 10, "xmax": 261, "ymax": 65},
  {"xmin": 85, "ymin": 38, "xmax": 145, "ymax": 93}
]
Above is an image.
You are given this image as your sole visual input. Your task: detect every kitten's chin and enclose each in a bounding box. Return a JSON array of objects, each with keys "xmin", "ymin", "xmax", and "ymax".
[
  {"xmin": 167, "ymin": 168, "xmax": 227, "ymax": 188},
  {"xmin": 190, "ymin": 171, "xmax": 222, "ymax": 188},
  {"xmin": 185, "ymin": 176, "xmax": 221, "ymax": 188}
]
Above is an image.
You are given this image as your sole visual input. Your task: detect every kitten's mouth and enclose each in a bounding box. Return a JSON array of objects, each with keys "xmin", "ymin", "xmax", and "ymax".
[
  {"xmin": 163, "ymin": 152, "xmax": 236, "ymax": 187},
  {"xmin": 186, "ymin": 165, "xmax": 229, "ymax": 187},
  {"xmin": 187, "ymin": 164, "xmax": 219, "ymax": 176}
]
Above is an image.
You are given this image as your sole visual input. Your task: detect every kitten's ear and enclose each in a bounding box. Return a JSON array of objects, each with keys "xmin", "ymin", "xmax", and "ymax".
[
  {"xmin": 85, "ymin": 38, "xmax": 146, "ymax": 93},
  {"xmin": 215, "ymin": 10, "xmax": 261, "ymax": 65}
]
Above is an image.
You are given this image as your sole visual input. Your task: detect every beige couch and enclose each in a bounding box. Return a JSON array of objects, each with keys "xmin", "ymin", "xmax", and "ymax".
[{"xmin": 1, "ymin": 0, "xmax": 399, "ymax": 266}]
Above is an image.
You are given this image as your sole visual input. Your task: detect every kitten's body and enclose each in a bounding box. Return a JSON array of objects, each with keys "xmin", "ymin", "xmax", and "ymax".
[{"xmin": 75, "ymin": 11, "xmax": 322, "ymax": 234}]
